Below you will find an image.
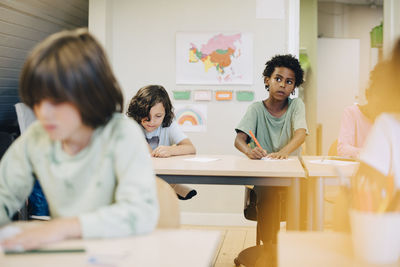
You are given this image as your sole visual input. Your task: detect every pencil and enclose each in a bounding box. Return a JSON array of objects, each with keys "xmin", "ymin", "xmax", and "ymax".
[{"xmin": 248, "ymin": 130, "xmax": 263, "ymax": 150}]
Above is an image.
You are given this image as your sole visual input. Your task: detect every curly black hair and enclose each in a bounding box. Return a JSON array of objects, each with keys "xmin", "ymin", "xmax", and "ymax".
[
  {"xmin": 263, "ymin": 54, "xmax": 304, "ymax": 89},
  {"xmin": 127, "ymin": 85, "xmax": 174, "ymax": 128}
]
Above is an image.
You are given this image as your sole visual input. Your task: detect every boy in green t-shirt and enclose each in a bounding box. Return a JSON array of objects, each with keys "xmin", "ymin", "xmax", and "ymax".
[{"xmin": 235, "ymin": 54, "xmax": 308, "ymax": 264}]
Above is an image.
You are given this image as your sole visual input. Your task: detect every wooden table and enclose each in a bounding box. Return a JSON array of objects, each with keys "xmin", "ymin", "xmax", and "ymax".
[
  {"xmin": 152, "ymin": 154, "xmax": 306, "ymax": 230},
  {"xmin": 0, "ymin": 229, "xmax": 220, "ymax": 267},
  {"xmin": 278, "ymin": 231, "xmax": 400, "ymax": 267},
  {"xmin": 301, "ymin": 156, "xmax": 360, "ymax": 231}
]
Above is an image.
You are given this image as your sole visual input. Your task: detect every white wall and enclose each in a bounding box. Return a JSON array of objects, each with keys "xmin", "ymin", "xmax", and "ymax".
[
  {"xmin": 318, "ymin": 2, "xmax": 382, "ymax": 104},
  {"xmin": 89, "ymin": 0, "xmax": 294, "ymax": 224},
  {"xmin": 300, "ymin": 0, "xmax": 318, "ymax": 155},
  {"xmin": 383, "ymin": 0, "xmax": 400, "ymax": 57},
  {"xmin": 317, "ymin": 38, "xmax": 360, "ymax": 155}
]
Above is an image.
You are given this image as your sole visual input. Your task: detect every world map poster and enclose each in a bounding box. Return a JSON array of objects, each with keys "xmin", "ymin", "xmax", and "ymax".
[{"xmin": 176, "ymin": 32, "xmax": 253, "ymax": 85}]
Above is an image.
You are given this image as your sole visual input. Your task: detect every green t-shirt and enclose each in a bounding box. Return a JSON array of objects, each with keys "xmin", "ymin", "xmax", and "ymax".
[{"xmin": 235, "ymin": 98, "xmax": 308, "ymax": 155}]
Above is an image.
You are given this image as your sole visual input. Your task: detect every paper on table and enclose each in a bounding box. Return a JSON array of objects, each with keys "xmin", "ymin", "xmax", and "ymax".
[
  {"xmin": 183, "ymin": 157, "xmax": 221, "ymax": 163},
  {"xmin": 0, "ymin": 225, "xmax": 85, "ymax": 254},
  {"xmin": 87, "ymin": 251, "xmax": 129, "ymax": 266},
  {"xmin": 87, "ymin": 244, "xmax": 130, "ymax": 266},
  {"xmin": 309, "ymin": 159, "xmax": 358, "ymax": 166},
  {"xmin": 0, "ymin": 225, "xmax": 21, "ymax": 242},
  {"xmin": 0, "ymin": 226, "xmax": 23, "ymax": 253},
  {"xmin": 261, "ymin": 157, "xmax": 294, "ymax": 161}
]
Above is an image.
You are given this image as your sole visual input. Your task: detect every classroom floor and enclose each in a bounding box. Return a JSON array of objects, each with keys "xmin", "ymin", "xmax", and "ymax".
[
  {"xmin": 181, "ymin": 187, "xmax": 339, "ymax": 266},
  {"xmin": 182, "ymin": 203, "xmax": 336, "ymax": 267},
  {"xmin": 182, "ymin": 224, "xmax": 257, "ymax": 267}
]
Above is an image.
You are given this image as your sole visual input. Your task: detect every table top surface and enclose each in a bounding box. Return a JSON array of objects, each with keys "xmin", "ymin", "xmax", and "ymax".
[
  {"xmin": 301, "ymin": 156, "xmax": 360, "ymax": 178},
  {"xmin": 152, "ymin": 154, "xmax": 306, "ymax": 178},
  {"xmin": 0, "ymin": 229, "xmax": 220, "ymax": 267},
  {"xmin": 278, "ymin": 231, "xmax": 399, "ymax": 267}
]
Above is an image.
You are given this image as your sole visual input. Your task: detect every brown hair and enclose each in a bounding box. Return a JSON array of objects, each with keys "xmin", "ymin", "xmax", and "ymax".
[
  {"xmin": 366, "ymin": 58, "xmax": 400, "ymax": 118},
  {"xmin": 126, "ymin": 85, "xmax": 174, "ymax": 128},
  {"xmin": 19, "ymin": 28, "xmax": 123, "ymax": 128}
]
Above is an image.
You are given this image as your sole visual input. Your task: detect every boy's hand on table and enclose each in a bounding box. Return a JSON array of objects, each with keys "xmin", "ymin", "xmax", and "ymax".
[
  {"xmin": 1, "ymin": 218, "xmax": 80, "ymax": 251},
  {"xmin": 246, "ymin": 147, "xmax": 268, "ymax": 159},
  {"xmin": 151, "ymin": 146, "xmax": 172, "ymax": 158}
]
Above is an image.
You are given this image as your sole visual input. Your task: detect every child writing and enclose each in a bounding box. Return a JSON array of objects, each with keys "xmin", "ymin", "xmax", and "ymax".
[
  {"xmin": 127, "ymin": 85, "xmax": 197, "ymax": 200},
  {"xmin": 0, "ymin": 29, "xmax": 158, "ymax": 250},
  {"xmin": 337, "ymin": 62, "xmax": 386, "ymax": 158},
  {"xmin": 234, "ymin": 54, "xmax": 307, "ymax": 263}
]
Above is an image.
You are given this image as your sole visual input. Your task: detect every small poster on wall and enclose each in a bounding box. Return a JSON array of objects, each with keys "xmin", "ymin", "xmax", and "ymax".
[
  {"xmin": 174, "ymin": 104, "xmax": 207, "ymax": 132},
  {"xmin": 176, "ymin": 32, "xmax": 253, "ymax": 85}
]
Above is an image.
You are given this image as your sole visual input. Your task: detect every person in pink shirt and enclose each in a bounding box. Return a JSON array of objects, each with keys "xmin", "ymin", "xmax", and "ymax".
[{"xmin": 337, "ymin": 62, "xmax": 385, "ymax": 158}]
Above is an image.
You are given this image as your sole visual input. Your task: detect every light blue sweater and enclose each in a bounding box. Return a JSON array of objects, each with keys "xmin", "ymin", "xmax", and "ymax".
[{"xmin": 0, "ymin": 113, "xmax": 159, "ymax": 238}]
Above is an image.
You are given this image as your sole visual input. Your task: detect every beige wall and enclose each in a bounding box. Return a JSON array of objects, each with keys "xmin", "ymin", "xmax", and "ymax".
[
  {"xmin": 318, "ymin": 2, "xmax": 383, "ymax": 103},
  {"xmin": 383, "ymin": 0, "xmax": 400, "ymax": 57},
  {"xmin": 89, "ymin": 0, "xmax": 297, "ymax": 224},
  {"xmin": 300, "ymin": 0, "xmax": 318, "ymax": 155}
]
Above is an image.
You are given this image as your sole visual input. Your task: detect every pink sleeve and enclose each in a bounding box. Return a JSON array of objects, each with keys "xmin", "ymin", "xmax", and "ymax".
[{"xmin": 337, "ymin": 106, "xmax": 360, "ymax": 158}]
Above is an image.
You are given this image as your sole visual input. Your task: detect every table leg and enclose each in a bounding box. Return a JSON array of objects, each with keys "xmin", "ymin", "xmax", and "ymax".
[
  {"xmin": 307, "ymin": 178, "xmax": 314, "ymax": 230},
  {"xmin": 286, "ymin": 178, "xmax": 300, "ymax": 230},
  {"xmin": 313, "ymin": 177, "xmax": 325, "ymax": 231}
]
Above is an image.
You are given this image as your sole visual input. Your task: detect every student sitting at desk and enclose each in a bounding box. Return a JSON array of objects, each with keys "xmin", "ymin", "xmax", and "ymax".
[
  {"xmin": 0, "ymin": 29, "xmax": 158, "ymax": 250},
  {"xmin": 234, "ymin": 54, "xmax": 308, "ymax": 264},
  {"xmin": 127, "ymin": 85, "xmax": 197, "ymax": 200},
  {"xmin": 337, "ymin": 62, "xmax": 386, "ymax": 158},
  {"xmin": 334, "ymin": 41, "xmax": 400, "ymax": 230},
  {"xmin": 354, "ymin": 40, "xmax": 400, "ymax": 210}
]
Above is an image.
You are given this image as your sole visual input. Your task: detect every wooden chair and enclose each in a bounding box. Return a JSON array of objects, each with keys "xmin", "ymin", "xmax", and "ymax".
[
  {"xmin": 326, "ymin": 139, "xmax": 340, "ymax": 223},
  {"xmin": 328, "ymin": 139, "xmax": 338, "ymax": 156},
  {"xmin": 156, "ymin": 177, "xmax": 180, "ymax": 228}
]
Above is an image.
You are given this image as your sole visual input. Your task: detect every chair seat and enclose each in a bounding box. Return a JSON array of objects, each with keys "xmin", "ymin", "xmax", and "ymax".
[
  {"xmin": 234, "ymin": 244, "xmax": 277, "ymax": 267},
  {"xmin": 234, "ymin": 245, "xmax": 264, "ymax": 267}
]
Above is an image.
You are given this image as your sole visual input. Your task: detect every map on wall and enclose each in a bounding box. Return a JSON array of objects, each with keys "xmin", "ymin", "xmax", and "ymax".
[{"xmin": 176, "ymin": 32, "xmax": 253, "ymax": 84}]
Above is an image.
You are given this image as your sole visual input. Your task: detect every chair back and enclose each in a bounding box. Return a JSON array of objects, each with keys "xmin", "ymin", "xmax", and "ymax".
[
  {"xmin": 244, "ymin": 186, "xmax": 257, "ymax": 221},
  {"xmin": 328, "ymin": 139, "xmax": 338, "ymax": 156},
  {"xmin": 156, "ymin": 177, "xmax": 180, "ymax": 228},
  {"xmin": 15, "ymin": 103, "xmax": 36, "ymax": 133}
]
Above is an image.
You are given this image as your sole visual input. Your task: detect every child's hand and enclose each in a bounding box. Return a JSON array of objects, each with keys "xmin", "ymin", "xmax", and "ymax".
[
  {"xmin": 151, "ymin": 146, "xmax": 172, "ymax": 158},
  {"xmin": 246, "ymin": 147, "xmax": 268, "ymax": 160},
  {"xmin": 267, "ymin": 151, "xmax": 289, "ymax": 159},
  {"xmin": 1, "ymin": 218, "xmax": 80, "ymax": 251}
]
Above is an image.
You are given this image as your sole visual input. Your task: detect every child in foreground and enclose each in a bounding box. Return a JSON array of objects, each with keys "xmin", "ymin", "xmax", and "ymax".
[
  {"xmin": 334, "ymin": 40, "xmax": 400, "ymax": 230},
  {"xmin": 0, "ymin": 29, "xmax": 158, "ymax": 250},
  {"xmin": 127, "ymin": 85, "xmax": 197, "ymax": 200}
]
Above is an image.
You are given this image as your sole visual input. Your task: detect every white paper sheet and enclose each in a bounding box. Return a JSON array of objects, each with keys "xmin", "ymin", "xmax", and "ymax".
[
  {"xmin": 308, "ymin": 159, "xmax": 358, "ymax": 166},
  {"xmin": 0, "ymin": 225, "xmax": 21, "ymax": 242},
  {"xmin": 184, "ymin": 157, "xmax": 220, "ymax": 163},
  {"xmin": 261, "ymin": 157, "xmax": 294, "ymax": 161}
]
